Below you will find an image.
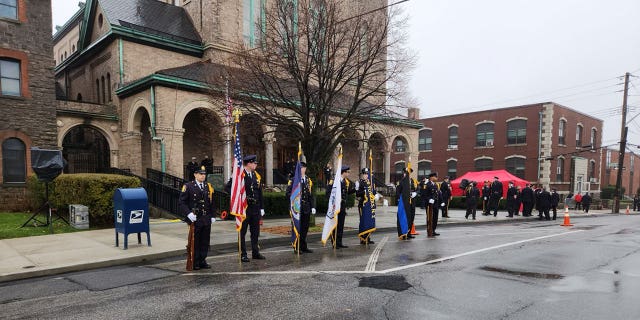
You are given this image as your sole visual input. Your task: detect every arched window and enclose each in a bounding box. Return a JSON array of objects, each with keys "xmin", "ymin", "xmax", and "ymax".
[
  {"xmin": 556, "ymin": 157, "xmax": 565, "ymax": 182},
  {"xmin": 507, "ymin": 119, "xmax": 526, "ymax": 144},
  {"xmin": 448, "ymin": 126, "xmax": 458, "ymax": 149},
  {"xmin": 101, "ymin": 76, "xmax": 105, "ymax": 103},
  {"xmin": 418, "ymin": 161, "xmax": 431, "ymax": 179},
  {"xmin": 394, "ymin": 137, "xmax": 406, "ymax": 152},
  {"xmin": 476, "ymin": 123, "xmax": 494, "ymax": 147},
  {"xmin": 475, "ymin": 158, "xmax": 493, "ymax": 171},
  {"xmin": 394, "ymin": 162, "xmax": 405, "ymax": 174},
  {"xmin": 576, "ymin": 124, "xmax": 583, "ymax": 147},
  {"xmin": 505, "ymin": 157, "xmax": 526, "ymax": 179},
  {"xmin": 590, "ymin": 128, "xmax": 597, "ymax": 149},
  {"xmin": 2, "ymin": 138, "xmax": 26, "ymax": 183},
  {"xmin": 77, "ymin": 93, "xmax": 83, "ymax": 101},
  {"xmin": 107, "ymin": 73, "xmax": 112, "ymax": 102},
  {"xmin": 447, "ymin": 160, "xmax": 457, "ymax": 179},
  {"xmin": 558, "ymin": 119, "xmax": 566, "ymax": 145},
  {"xmin": 418, "ymin": 129, "xmax": 432, "ymax": 151},
  {"xmin": 589, "ymin": 160, "xmax": 596, "ymax": 181}
]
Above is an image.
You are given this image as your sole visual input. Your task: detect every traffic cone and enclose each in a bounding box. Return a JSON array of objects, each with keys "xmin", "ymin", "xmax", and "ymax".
[
  {"xmin": 561, "ymin": 206, "xmax": 573, "ymax": 227},
  {"xmin": 626, "ymin": 205, "xmax": 630, "ymax": 215},
  {"xmin": 410, "ymin": 223, "xmax": 420, "ymax": 235}
]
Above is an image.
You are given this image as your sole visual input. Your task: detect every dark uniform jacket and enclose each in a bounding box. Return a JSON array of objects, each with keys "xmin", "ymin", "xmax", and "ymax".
[
  {"xmin": 225, "ymin": 169, "xmax": 263, "ymax": 215},
  {"xmin": 286, "ymin": 176, "xmax": 314, "ymax": 214},
  {"xmin": 423, "ymin": 180, "xmax": 440, "ymax": 205},
  {"xmin": 356, "ymin": 178, "xmax": 375, "ymax": 208},
  {"xmin": 582, "ymin": 194, "xmax": 592, "ymax": 207},
  {"xmin": 482, "ymin": 185, "xmax": 491, "ymax": 200},
  {"xmin": 440, "ymin": 181, "xmax": 452, "ymax": 203},
  {"xmin": 507, "ymin": 185, "xmax": 518, "ymax": 206},
  {"xmin": 179, "ymin": 181, "xmax": 216, "ymax": 226},
  {"xmin": 490, "ymin": 180, "xmax": 503, "ymax": 198},
  {"xmin": 465, "ymin": 186, "xmax": 480, "ymax": 207},
  {"xmin": 521, "ymin": 187, "xmax": 535, "ymax": 204},
  {"xmin": 537, "ymin": 190, "xmax": 551, "ymax": 211},
  {"xmin": 327, "ymin": 177, "xmax": 355, "ymax": 208},
  {"xmin": 551, "ymin": 191, "xmax": 560, "ymax": 207}
]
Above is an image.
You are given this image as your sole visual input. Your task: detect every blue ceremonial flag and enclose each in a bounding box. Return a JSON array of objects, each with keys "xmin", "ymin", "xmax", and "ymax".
[
  {"xmin": 397, "ymin": 195, "xmax": 409, "ymax": 238},
  {"xmin": 358, "ymin": 172, "xmax": 376, "ymax": 242},
  {"xmin": 289, "ymin": 148, "xmax": 302, "ymax": 249}
]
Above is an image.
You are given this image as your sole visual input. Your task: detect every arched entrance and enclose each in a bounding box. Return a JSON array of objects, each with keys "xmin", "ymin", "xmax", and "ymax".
[
  {"xmin": 132, "ymin": 108, "xmax": 152, "ymax": 175},
  {"xmin": 368, "ymin": 132, "xmax": 387, "ymax": 182},
  {"xmin": 182, "ymin": 108, "xmax": 224, "ymax": 178},
  {"xmin": 62, "ymin": 125, "xmax": 110, "ymax": 173}
]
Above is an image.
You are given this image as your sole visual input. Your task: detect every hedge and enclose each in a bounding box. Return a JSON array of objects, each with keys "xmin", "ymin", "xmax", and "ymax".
[
  {"xmin": 28, "ymin": 174, "xmax": 141, "ymax": 228},
  {"xmin": 262, "ymin": 190, "xmax": 356, "ymax": 218}
]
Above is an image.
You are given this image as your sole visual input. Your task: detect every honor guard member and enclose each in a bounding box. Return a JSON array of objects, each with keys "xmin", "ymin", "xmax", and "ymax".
[
  {"xmin": 482, "ymin": 181, "xmax": 491, "ymax": 215},
  {"xmin": 440, "ymin": 176, "xmax": 452, "ymax": 218},
  {"xmin": 226, "ymin": 155, "xmax": 265, "ymax": 262},
  {"xmin": 464, "ymin": 181, "xmax": 480, "ymax": 220},
  {"xmin": 537, "ymin": 187, "xmax": 552, "ymax": 220},
  {"xmin": 356, "ymin": 167, "xmax": 379, "ymax": 244},
  {"xmin": 424, "ymin": 172, "xmax": 440, "ymax": 237},
  {"xmin": 286, "ymin": 160, "xmax": 316, "ymax": 253},
  {"xmin": 327, "ymin": 165, "xmax": 355, "ymax": 248},
  {"xmin": 550, "ymin": 188, "xmax": 560, "ymax": 220},
  {"xmin": 521, "ymin": 184, "xmax": 535, "ymax": 217},
  {"xmin": 179, "ymin": 166, "xmax": 217, "ymax": 270},
  {"xmin": 506, "ymin": 181, "xmax": 518, "ymax": 218},
  {"xmin": 186, "ymin": 157, "xmax": 199, "ymax": 181},
  {"xmin": 396, "ymin": 167, "xmax": 418, "ymax": 238},
  {"xmin": 418, "ymin": 177, "xmax": 428, "ymax": 209},
  {"xmin": 489, "ymin": 176, "xmax": 503, "ymax": 217}
]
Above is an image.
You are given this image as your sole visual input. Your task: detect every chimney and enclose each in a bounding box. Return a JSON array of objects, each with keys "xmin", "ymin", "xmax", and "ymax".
[{"xmin": 407, "ymin": 107, "xmax": 420, "ymax": 120}]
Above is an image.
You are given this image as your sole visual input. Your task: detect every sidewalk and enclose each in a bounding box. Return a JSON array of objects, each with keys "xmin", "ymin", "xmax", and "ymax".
[{"xmin": 0, "ymin": 206, "xmax": 615, "ymax": 283}]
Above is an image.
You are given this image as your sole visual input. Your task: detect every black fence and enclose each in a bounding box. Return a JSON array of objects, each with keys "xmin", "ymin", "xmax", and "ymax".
[{"xmin": 147, "ymin": 168, "xmax": 187, "ymax": 189}]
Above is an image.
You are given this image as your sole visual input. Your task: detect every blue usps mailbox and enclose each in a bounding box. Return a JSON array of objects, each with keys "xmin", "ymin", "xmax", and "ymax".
[{"xmin": 113, "ymin": 188, "xmax": 151, "ymax": 249}]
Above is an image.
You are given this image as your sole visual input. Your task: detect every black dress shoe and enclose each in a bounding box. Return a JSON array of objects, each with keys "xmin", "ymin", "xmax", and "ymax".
[
  {"xmin": 302, "ymin": 248, "xmax": 313, "ymax": 253},
  {"xmin": 193, "ymin": 265, "xmax": 200, "ymax": 270},
  {"xmin": 434, "ymin": 233, "xmax": 440, "ymax": 236},
  {"xmin": 407, "ymin": 235, "xmax": 415, "ymax": 239},
  {"xmin": 241, "ymin": 256, "xmax": 250, "ymax": 263},
  {"xmin": 337, "ymin": 244, "xmax": 348, "ymax": 248},
  {"xmin": 200, "ymin": 264, "xmax": 212, "ymax": 269},
  {"xmin": 252, "ymin": 254, "xmax": 266, "ymax": 260}
]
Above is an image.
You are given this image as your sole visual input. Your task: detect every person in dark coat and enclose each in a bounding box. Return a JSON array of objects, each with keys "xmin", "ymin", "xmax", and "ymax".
[
  {"xmin": 418, "ymin": 177, "xmax": 429, "ymax": 209},
  {"xmin": 186, "ymin": 157, "xmax": 199, "ymax": 181},
  {"xmin": 226, "ymin": 155, "xmax": 265, "ymax": 262},
  {"xmin": 327, "ymin": 165, "xmax": 356, "ymax": 248},
  {"xmin": 179, "ymin": 166, "xmax": 217, "ymax": 270},
  {"xmin": 489, "ymin": 176, "xmax": 503, "ymax": 217},
  {"xmin": 633, "ymin": 194, "xmax": 640, "ymax": 211},
  {"xmin": 537, "ymin": 187, "xmax": 552, "ymax": 220},
  {"xmin": 465, "ymin": 181, "xmax": 480, "ymax": 220},
  {"xmin": 506, "ymin": 181, "xmax": 518, "ymax": 218},
  {"xmin": 200, "ymin": 155, "xmax": 213, "ymax": 174},
  {"xmin": 440, "ymin": 176, "xmax": 452, "ymax": 218},
  {"xmin": 582, "ymin": 192, "xmax": 592, "ymax": 213},
  {"xmin": 423, "ymin": 172, "xmax": 440, "ymax": 237},
  {"xmin": 550, "ymin": 188, "xmax": 560, "ymax": 220},
  {"xmin": 482, "ymin": 181, "xmax": 491, "ymax": 215},
  {"xmin": 286, "ymin": 161, "xmax": 316, "ymax": 253},
  {"xmin": 521, "ymin": 184, "xmax": 535, "ymax": 217},
  {"xmin": 534, "ymin": 185, "xmax": 543, "ymax": 219}
]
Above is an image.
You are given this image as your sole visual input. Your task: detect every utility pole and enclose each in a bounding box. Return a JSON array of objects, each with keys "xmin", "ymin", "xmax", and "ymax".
[{"xmin": 614, "ymin": 72, "xmax": 630, "ymax": 213}]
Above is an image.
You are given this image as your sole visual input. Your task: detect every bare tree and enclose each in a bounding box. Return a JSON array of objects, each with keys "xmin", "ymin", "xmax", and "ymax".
[{"xmin": 230, "ymin": 0, "xmax": 415, "ymax": 175}]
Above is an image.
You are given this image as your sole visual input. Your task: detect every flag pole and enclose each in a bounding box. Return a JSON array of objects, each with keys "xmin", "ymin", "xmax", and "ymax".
[{"xmin": 232, "ymin": 109, "xmax": 243, "ymax": 263}]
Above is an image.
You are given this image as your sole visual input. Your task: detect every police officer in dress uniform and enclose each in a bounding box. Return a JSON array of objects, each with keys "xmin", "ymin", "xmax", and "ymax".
[
  {"xmin": 226, "ymin": 155, "xmax": 265, "ymax": 262},
  {"xmin": 489, "ymin": 176, "xmax": 503, "ymax": 217},
  {"xmin": 418, "ymin": 177, "xmax": 428, "ymax": 209},
  {"xmin": 179, "ymin": 166, "xmax": 217, "ymax": 270},
  {"xmin": 440, "ymin": 176, "xmax": 452, "ymax": 218},
  {"xmin": 550, "ymin": 188, "xmax": 560, "ymax": 220},
  {"xmin": 286, "ymin": 160, "xmax": 316, "ymax": 253},
  {"xmin": 424, "ymin": 172, "xmax": 441, "ymax": 237},
  {"xmin": 465, "ymin": 181, "xmax": 480, "ymax": 220},
  {"xmin": 482, "ymin": 181, "xmax": 491, "ymax": 215},
  {"xmin": 537, "ymin": 187, "xmax": 552, "ymax": 220},
  {"xmin": 327, "ymin": 165, "xmax": 356, "ymax": 248},
  {"xmin": 506, "ymin": 181, "xmax": 518, "ymax": 218},
  {"xmin": 356, "ymin": 167, "xmax": 379, "ymax": 244},
  {"xmin": 521, "ymin": 184, "xmax": 535, "ymax": 217}
]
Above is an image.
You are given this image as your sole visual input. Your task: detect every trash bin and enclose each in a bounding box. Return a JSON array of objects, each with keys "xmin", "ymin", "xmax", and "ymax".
[
  {"xmin": 69, "ymin": 204, "xmax": 89, "ymax": 229},
  {"xmin": 113, "ymin": 187, "xmax": 151, "ymax": 249}
]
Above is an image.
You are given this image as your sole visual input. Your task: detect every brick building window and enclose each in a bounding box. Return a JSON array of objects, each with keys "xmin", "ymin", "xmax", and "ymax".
[
  {"xmin": 2, "ymin": 137, "xmax": 26, "ymax": 183},
  {"xmin": 476, "ymin": 123, "xmax": 494, "ymax": 147},
  {"xmin": 0, "ymin": 0, "xmax": 17, "ymax": 19},
  {"xmin": 448, "ymin": 126, "xmax": 458, "ymax": 149},
  {"xmin": 558, "ymin": 119, "xmax": 566, "ymax": 145},
  {"xmin": 475, "ymin": 158, "xmax": 492, "ymax": 171},
  {"xmin": 394, "ymin": 137, "xmax": 406, "ymax": 152},
  {"xmin": 589, "ymin": 160, "xmax": 596, "ymax": 181},
  {"xmin": 505, "ymin": 157, "xmax": 525, "ymax": 179},
  {"xmin": 0, "ymin": 59, "xmax": 20, "ymax": 96},
  {"xmin": 590, "ymin": 128, "xmax": 596, "ymax": 149},
  {"xmin": 506, "ymin": 119, "xmax": 526, "ymax": 144},
  {"xmin": 447, "ymin": 160, "xmax": 457, "ymax": 179},
  {"xmin": 244, "ymin": 0, "xmax": 266, "ymax": 47},
  {"xmin": 576, "ymin": 124, "xmax": 583, "ymax": 147},
  {"xmin": 417, "ymin": 161, "xmax": 431, "ymax": 179},
  {"xmin": 394, "ymin": 162, "xmax": 404, "ymax": 174},
  {"xmin": 556, "ymin": 157, "xmax": 565, "ymax": 182},
  {"xmin": 418, "ymin": 129, "xmax": 431, "ymax": 151}
]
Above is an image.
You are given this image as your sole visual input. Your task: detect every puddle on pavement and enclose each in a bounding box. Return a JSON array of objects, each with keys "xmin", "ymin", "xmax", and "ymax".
[
  {"xmin": 549, "ymin": 276, "xmax": 617, "ymax": 293},
  {"xmin": 480, "ymin": 266, "xmax": 563, "ymax": 279},
  {"xmin": 359, "ymin": 275, "xmax": 412, "ymax": 292},
  {"xmin": 614, "ymin": 228, "xmax": 636, "ymax": 234}
]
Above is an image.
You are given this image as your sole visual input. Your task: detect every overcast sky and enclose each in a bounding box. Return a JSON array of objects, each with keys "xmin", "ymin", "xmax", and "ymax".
[{"xmin": 52, "ymin": 0, "xmax": 640, "ymax": 148}]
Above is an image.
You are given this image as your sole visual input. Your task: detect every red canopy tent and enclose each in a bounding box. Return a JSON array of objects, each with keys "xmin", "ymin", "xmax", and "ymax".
[{"xmin": 450, "ymin": 170, "xmax": 530, "ymax": 196}]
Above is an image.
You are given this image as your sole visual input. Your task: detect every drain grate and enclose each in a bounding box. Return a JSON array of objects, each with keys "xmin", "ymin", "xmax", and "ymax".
[{"xmin": 359, "ymin": 275, "xmax": 412, "ymax": 292}]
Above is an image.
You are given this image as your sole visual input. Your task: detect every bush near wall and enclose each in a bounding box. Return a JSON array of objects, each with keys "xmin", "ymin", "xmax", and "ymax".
[
  {"xmin": 263, "ymin": 190, "xmax": 355, "ymax": 218},
  {"xmin": 28, "ymin": 174, "xmax": 141, "ymax": 228}
]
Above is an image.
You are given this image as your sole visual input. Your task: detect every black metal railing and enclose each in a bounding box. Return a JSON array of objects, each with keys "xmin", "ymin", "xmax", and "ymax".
[{"xmin": 147, "ymin": 168, "xmax": 187, "ymax": 189}]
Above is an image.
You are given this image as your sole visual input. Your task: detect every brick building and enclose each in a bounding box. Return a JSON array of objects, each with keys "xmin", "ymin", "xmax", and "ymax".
[
  {"xmin": 52, "ymin": 0, "xmax": 420, "ymax": 191},
  {"xmin": 602, "ymin": 147, "xmax": 640, "ymax": 197},
  {"xmin": 1, "ymin": 0, "xmax": 57, "ymax": 210},
  {"xmin": 409, "ymin": 102, "xmax": 603, "ymax": 197}
]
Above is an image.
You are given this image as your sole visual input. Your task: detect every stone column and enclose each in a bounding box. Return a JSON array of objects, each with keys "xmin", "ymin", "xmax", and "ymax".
[
  {"xmin": 358, "ymin": 141, "xmax": 368, "ymax": 171},
  {"xmin": 384, "ymin": 150, "xmax": 391, "ymax": 184},
  {"xmin": 263, "ymin": 133, "xmax": 276, "ymax": 187}
]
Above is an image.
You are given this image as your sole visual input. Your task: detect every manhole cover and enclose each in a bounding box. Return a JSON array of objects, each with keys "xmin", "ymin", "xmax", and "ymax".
[{"xmin": 359, "ymin": 275, "xmax": 412, "ymax": 292}]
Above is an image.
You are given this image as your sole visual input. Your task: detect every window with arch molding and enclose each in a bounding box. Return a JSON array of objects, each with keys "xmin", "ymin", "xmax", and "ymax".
[
  {"xmin": 447, "ymin": 160, "xmax": 457, "ymax": 179},
  {"xmin": 394, "ymin": 138, "xmax": 406, "ymax": 152},
  {"xmin": 475, "ymin": 158, "xmax": 492, "ymax": 171},
  {"xmin": 418, "ymin": 162, "xmax": 431, "ymax": 178},
  {"xmin": 476, "ymin": 123, "xmax": 494, "ymax": 147},
  {"xmin": 558, "ymin": 119, "xmax": 566, "ymax": 145},
  {"xmin": 507, "ymin": 119, "xmax": 526, "ymax": 144},
  {"xmin": 448, "ymin": 126, "xmax": 458, "ymax": 149},
  {"xmin": 505, "ymin": 157, "xmax": 525, "ymax": 179},
  {"xmin": 419, "ymin": 129, "xmax": 432, "ymax": 151},
  {"xmin": 2, "ymin": 137, "xmax": 26, "ymax": 183}
]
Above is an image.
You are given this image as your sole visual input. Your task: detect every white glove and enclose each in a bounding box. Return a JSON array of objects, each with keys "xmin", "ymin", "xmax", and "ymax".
[
  {"xmin": 187, "ymin": 212, "xmax": 196, "ymax": 222},
  {"xmin": 260, "ymin": 209, "xmax": 265, "ymax": 216},
  {"xmin": 429, "ymin": 199, "xmax": 435, "ymax": 204},
  {"xmin": 311, "ymin": 208, "xmax": 316, "ymax": 215},
  {"xmin": 483, "ymin": 197, "xmax": 487, "ymax": 200},
  {"xmin": 441, "ymin": 203, "xmax": 445, "ymax": 207},
  {"xmin": 355, "ymin": 181, "xmax": 360, "ymax": 190},
  {"xmin": 374, "ymin": 194, "xmax": 381, "ymax": 201},
  {"xmin": 211, "ymin": 217, "xmax": 216, "ymax": 223},
  {"xmin": 411, "ymin": 192, "xmax": 417, "ymax": 198}
]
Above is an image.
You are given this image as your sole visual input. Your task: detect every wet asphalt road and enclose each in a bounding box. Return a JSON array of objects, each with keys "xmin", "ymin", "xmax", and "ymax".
[{"xmin": 2, "ymin": 215, "xmax": 640, "ymax": 320}]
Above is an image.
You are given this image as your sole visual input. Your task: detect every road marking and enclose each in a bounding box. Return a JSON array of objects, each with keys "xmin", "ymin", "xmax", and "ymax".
[
  {"xmin": 180, "ymin": 230, "xmax": 583, "ymax": 276},
  {"xmin": 365, "ymin": 236, "xmax": 388, "ymax": 272},
  {"xmin": 380, "ymin": 230, "xmax": 584, "ymax": 274}
]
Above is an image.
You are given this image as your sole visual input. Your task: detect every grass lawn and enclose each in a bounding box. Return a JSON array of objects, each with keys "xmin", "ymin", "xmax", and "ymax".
[{"xmin": 0, "ymin": 212, "xmax": 83, "ymax": 239}]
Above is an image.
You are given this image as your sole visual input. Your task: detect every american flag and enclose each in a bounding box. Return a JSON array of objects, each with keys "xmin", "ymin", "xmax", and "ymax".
[{"xmin": 229, "ymin": 120, "xmax": 246, "ymax": 231}]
